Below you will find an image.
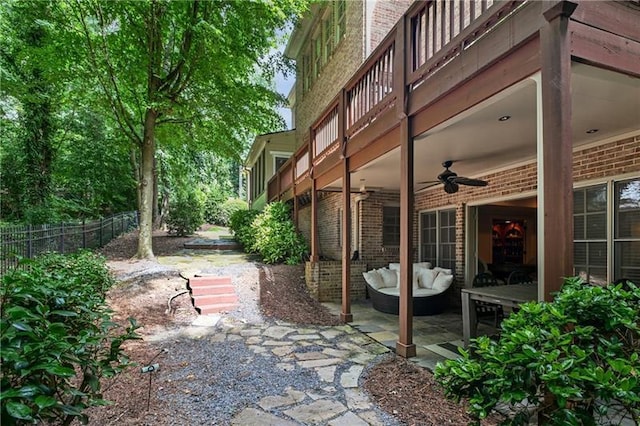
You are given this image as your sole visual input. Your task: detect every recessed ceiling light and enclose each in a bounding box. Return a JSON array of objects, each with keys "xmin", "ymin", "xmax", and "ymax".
[
  {"xmin": 498, "ymin": 115, "xmax": 511, "ymax": 122},
  {"xmin": 586, "ymin": 128, "xmax": 599, "ymax": 134}
]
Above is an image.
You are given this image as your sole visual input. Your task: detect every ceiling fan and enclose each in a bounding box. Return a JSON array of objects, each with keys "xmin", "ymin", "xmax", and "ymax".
[{"xmin": 418, "ymin": 160, "xmax": 488, "ymax": 194}]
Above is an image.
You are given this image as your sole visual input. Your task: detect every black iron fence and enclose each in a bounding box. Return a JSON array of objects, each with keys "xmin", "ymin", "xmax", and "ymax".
[{"xmin": 0, "ymin": 211, "xmax": 138, "ymax": 275}]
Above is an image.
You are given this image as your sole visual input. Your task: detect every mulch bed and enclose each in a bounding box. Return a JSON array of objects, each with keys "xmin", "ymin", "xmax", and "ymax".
[{"xmin": 93, "ymin": 228, "xmax": 504, "ymax": 425}]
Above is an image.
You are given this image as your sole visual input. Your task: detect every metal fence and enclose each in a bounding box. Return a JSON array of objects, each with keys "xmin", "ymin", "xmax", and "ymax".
[{"xmin": 0, "ymin": 211, "xmax": 138, "ymax": 275}]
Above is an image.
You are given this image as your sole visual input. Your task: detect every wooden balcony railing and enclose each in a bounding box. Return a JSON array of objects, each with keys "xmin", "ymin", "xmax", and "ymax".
[
  {"xmin": 295, "ymin": 148, "xmax": 309, "ymax": 181},
  {"xmin": 346, "ymin": 35, "xmax": 396, "ymax": 137},
  {"xmin": 272, "ymin": 0, "xmax": 523, "ymax": 199},
  {"xmin": 313, "ymin": 102, "xmax": 339, "ymax": 158},
  {"xmin": 408, "ymin": 0, "xmax": 523, "ymax": 88}
]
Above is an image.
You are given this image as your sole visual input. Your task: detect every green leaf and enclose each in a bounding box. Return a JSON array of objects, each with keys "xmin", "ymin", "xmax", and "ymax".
[
  {"xmin": 12, "ymin": 322, "xmax": 33, "ymax": 332},
  {"xmin": 6, "ymin": 401, "xmax": 33, "ymax": 420},
  {"xmin": 35, "ymin": 395, "xmax": 57, "ymax": 409}
]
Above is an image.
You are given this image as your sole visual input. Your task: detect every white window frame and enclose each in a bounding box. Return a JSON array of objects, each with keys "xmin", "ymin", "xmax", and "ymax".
[
  {"xmin": 270, "ymin": 151, "xmax": 292, "ymax": 178},
  {"xmin": 573, "ymin": 172, "xmax": 640, "ymax": 284}
]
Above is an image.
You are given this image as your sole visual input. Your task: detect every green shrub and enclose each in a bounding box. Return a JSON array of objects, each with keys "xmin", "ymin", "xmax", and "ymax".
[
  {"xmin": 435, "ymin": 277, "xmax": 640, "ymax": 425},
  {"xmin": 166, "ymin": 188, "xmax": 205, "ymax": 236},
  {"xmin": 229, "ymin": 209, "xmax": 260, "ymax": 251},
  {"xmin": 216, "ymin": 198, "xmax": 248, "ymax": 227},
  {"xmin": 0, "ymin": 251, "xmax": 139, "ymax": 425},
  {"xmin": 251, "ymin": 202, "xmax": 307, "ymax": 265},
  {"xmin": 203, "ymin": 189, "xmax": 226, "ymax": 225}
]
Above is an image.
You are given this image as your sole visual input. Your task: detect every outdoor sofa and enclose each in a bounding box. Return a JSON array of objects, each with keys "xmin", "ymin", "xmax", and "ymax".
[{"xmin": 362, "ymin": 263, "xmax": 453, "ymax": 316}]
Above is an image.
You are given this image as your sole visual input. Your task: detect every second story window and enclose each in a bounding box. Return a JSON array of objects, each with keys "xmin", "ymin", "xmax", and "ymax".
[{"xmin": 301, "ymin": 0, "xmax": 346, "ymax": 94}]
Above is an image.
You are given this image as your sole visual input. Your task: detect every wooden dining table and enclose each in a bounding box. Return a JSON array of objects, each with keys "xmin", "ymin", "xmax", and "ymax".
[{"xmin": 461, "ymin": 283, "xmax": 538, "ymax": 346}]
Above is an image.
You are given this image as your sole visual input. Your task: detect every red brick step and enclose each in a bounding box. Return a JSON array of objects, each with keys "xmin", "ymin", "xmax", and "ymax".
[
  {"xmin": 187, "ymin": 276, "xmax": 238, "ymax": 315},
  {"xmin": 196, "ymin": 302, "xmax": 239, "ymax": 315}
]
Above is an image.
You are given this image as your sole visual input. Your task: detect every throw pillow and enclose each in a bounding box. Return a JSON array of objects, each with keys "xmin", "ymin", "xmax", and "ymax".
[
  {"xmin": 362, "ymin": 270, "xmax": 384, "ymax": 290},
  {"xmin": 388, "ymin": 263, "xmax": 400, "ymax": 271},
  {"xmin": 433, "ymin": 273, "xmax": 454, "ymax": 293},
  {"xmin": 434, "ymin": 267, "xmax": 453, "ymax": 275},
  {"xmin": 418, "ymin": 268, "xmax": 438, "ymax": 289},
  {"xmin": 378, "ymin": 268, "xmax": 398, "ymax": 289}
]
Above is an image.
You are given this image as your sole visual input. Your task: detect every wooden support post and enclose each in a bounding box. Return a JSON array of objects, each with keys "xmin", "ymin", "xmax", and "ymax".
[
  {"xmin": 309, "ymin": 127, "xmax": 319, "ymax": 262},
  {"xmin": 397, "ymin": 117, "xmax": 416, "ymax": 358},
  {"xmin": 539, "ymin": 1, "xmax": 576, "ymax": 302},
  {"xmin": 339, "ymin": 89, "xmax": 352, "ymax": 323},
  {"xmin": 394, "ymin": 15, "xmax": 416, "ymax": 358}
]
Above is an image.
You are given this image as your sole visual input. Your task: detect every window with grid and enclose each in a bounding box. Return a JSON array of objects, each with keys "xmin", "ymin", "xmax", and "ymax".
[
  {"xmin": 382, "ymin": 206, "xmax": 400, "ymax": 246},
  {"xmin": 322, "ymin": 12, "xmax": 334, "ymax": 64},
  {"xmin": 573, "ymin": 184, "xmax": 608, "ymax": 285},
  {"xmin": 335, "ymin": 0, "xmax": 346, "ymax": 43},
  {"xmin": 313, "ymin": 37, "xmax": 322, "ymax": 79},
  {"xmin": 439, "ymin": 210, "xmax": 456, "ymax": 271},
  {"xmin": 302, "ymin": 52, "xmax": 311, "ymax": 93},
  {"xmin": 614, "ymin": 178, "xmax": 640, "ymax": 283},
  {"xmin": 420, "ymin": 209, "xmax": 456, "ymax": 271}
]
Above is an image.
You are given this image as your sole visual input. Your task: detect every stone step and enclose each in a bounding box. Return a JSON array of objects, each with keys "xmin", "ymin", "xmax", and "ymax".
[
  {"xmin": 188, "ymin": 276, "xmax": 232, "ymax": 287},
  {"xmin": 196, "ymin": 302, "xmax": 239, "ymax": 315},
  {"xmin": 190, "ymin": 284, "xmax": 235, "ymax": 296},
  {"xmin": 193, "ymin": 293, "xmax": 238, "ymax": 306}
]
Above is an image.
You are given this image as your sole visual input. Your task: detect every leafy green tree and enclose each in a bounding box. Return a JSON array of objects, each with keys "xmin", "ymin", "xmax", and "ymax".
[
  {"xmin": 0, "ymin": 0, "xmax": 62, "ymax": 222},
  {"xmin": 61, "ymin": 0, "xmax": 308, "ymax": 258}
]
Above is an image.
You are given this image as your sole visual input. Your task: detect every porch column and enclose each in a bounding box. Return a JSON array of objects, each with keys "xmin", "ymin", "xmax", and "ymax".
[
  {"xmin": 538, "ymin": 1, "xmax": 577, "ymax": 301},
  {"xmin": 339, "ymin": 89, "xmax": 352, "ymax": 322},
  {"xmin": 397, "ymin": 117, "xmax": 416, "ymax": 358},
  {"xmin": 310, "ymin": 178, "xmax": 319, "ymax": 262},
  {"xmin": 394, "ymin": 14, "xmax": 415, "ymax": 358},
  {"xmin": 309, "ymin": 128, "xmax": 319, "ymax": 262}
]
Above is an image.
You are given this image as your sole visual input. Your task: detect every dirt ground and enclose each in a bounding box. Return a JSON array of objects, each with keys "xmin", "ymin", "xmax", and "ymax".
[{"xmin": 91, "ymin": 229, "xmax": 501, "ymax": 425}]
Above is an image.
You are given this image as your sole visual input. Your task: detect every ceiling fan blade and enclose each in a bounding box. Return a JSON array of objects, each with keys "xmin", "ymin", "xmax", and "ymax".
[
  {"xmin": 415, "ymin": 182, "xmax": 440, "ymax": 194},
  {"xmin": 450, "ymin": 176, "xmax": 488, "ymax": 187},
  {"xmin": 417, "ymin": 180, "xmax": 439, "ymax": 185}
]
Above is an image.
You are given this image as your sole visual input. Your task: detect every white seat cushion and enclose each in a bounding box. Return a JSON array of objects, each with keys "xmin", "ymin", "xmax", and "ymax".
[{"xmin": 377, "ymin": 287, "xmax": 442, "ymax": 297}]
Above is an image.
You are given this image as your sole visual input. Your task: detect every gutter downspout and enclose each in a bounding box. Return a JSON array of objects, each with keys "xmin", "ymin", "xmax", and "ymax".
[{"xmin": 353, "ymin": 191, "xmax": 370, "ymax": 255}]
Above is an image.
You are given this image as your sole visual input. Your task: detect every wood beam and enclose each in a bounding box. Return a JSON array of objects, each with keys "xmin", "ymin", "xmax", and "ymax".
[
  {"xmin": 539, "ymin": 1, "xmax": 576, "ymax": 301},
  {"xmin": 397, "ymin": 116, "xmax": 415, "ymax": 359},
  {"xmin": 310, "ymin": 178, "xmax": 319, "ymax": 262},
  {"xmin": 570, "ymin": 1, "xmax": 640, "ymax": 44},
  {"xmin": 411, "ymin": 37, "xmax": 540, "ymax": 137},
  {"xmin": 309, "ymin": 126, "xmax": 319, "ymax": 262},
  {"xmin": 395, "ymin": 15, "xmax": 416, "ymax": 359},
  {"xmin": 339, "ymin": 89, "xmax": 352, "ymax": 323},
  {"xmin": 349, "ymin": 126, "xmax": 401, "ymax": 172},
  {"xmin": 570, "ymin": 20, "xmax": 640, "ymax": 78},
  {"xmin": 316, "ymin": 164, "xmax": 342, "ymax": 189}
]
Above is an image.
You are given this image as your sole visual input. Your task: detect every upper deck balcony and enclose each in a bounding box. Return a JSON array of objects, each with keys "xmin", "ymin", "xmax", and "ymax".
[{"xmin": 267, "ymin": 0, "xmax": 640, "ymax": 201}]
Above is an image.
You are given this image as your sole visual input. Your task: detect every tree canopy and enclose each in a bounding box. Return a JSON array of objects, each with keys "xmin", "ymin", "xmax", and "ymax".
[{"xmin": 1, "ymin": 0, "xmax": 307, "ymax": 257}]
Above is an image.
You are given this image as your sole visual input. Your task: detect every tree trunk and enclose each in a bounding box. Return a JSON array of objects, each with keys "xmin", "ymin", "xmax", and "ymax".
[
  {"xmin": 152, "ymin": 155, "xmax": 160, "ymax": 229},
  {"xmin": 136, "ymin": 109, "xmax": 157, "ymax": 259}
]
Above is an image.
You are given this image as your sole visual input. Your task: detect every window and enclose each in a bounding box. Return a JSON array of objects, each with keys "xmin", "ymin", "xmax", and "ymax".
[
  {"xmin": 382, "ymin": 206, "xmax": 400, "ymax": 246},
  {"xmin": 573, "ymin": 184, "xmax": 608, "ymax": 285},
  {"xmin": 300, "ymin": 0, "xmax": 346, "ymax": 94},
  {"xmin": 573, "ymin": 177, "xmax": 640, "ymax": 284},
  {"xmin": 420, "ymin": 209, "xmax": 456, "ymax": 271},
  {"xmin": 274, "ymin": 156, "xmax": 288, "ymax": 173},
  {"xmin": 614, "ymin": 178, "xmax": 640, "ymax": 283}
]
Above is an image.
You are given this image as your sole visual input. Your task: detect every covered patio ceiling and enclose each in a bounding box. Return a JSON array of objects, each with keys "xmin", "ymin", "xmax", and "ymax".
[{"xmin": 326, "ymin": 63, "xmax": 640, "ymax": 193}]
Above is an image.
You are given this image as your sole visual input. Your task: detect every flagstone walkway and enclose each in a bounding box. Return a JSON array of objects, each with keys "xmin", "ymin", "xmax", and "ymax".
[{"xmin": 159, "ymin": 313, "xmax": 400, "ymax": 425}]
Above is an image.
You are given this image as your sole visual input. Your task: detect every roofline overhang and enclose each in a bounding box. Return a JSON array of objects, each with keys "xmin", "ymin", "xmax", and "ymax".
[
  {"xmin": 284, "ymin": 3, "xmax": 323, "ymax": 59},
  {"xmin": 244, "ymin": 129, "xmax": 296, "ymax": 167}
]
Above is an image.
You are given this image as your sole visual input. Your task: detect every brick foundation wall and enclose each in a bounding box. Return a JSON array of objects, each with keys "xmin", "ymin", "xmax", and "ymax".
[{"xmin": 305, "ymin": 260, "xmax": 369, "ymax": 302}]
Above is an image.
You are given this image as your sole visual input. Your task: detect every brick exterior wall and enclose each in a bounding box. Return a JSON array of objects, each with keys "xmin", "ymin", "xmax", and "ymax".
[
  {"xmin": 297, "ymin": 134, "xmax": 639, "ymax": 305},
  {"xmin": 414, "ymin": 135, "xmax": 640, "ymax": 306},
  {"xmin": 293, "ymin": 1, "xmax": 412, "ymax": 149},
  {"xmin": 368, "ymin": 0, "xmax": 412, "ymax": 54},
  {"xmin": 294, "ymin": 2, "xmax": 365, "ymax": 148},
  {"xmin": 305, "ymin": 260, "xmax": 368, "ymax": 302}
]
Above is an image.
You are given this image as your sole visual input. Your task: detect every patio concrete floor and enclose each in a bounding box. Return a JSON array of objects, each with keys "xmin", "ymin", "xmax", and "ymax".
[{"xmin": 323, "ymin": 300, "xmax": 498, "ymax": 371}]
